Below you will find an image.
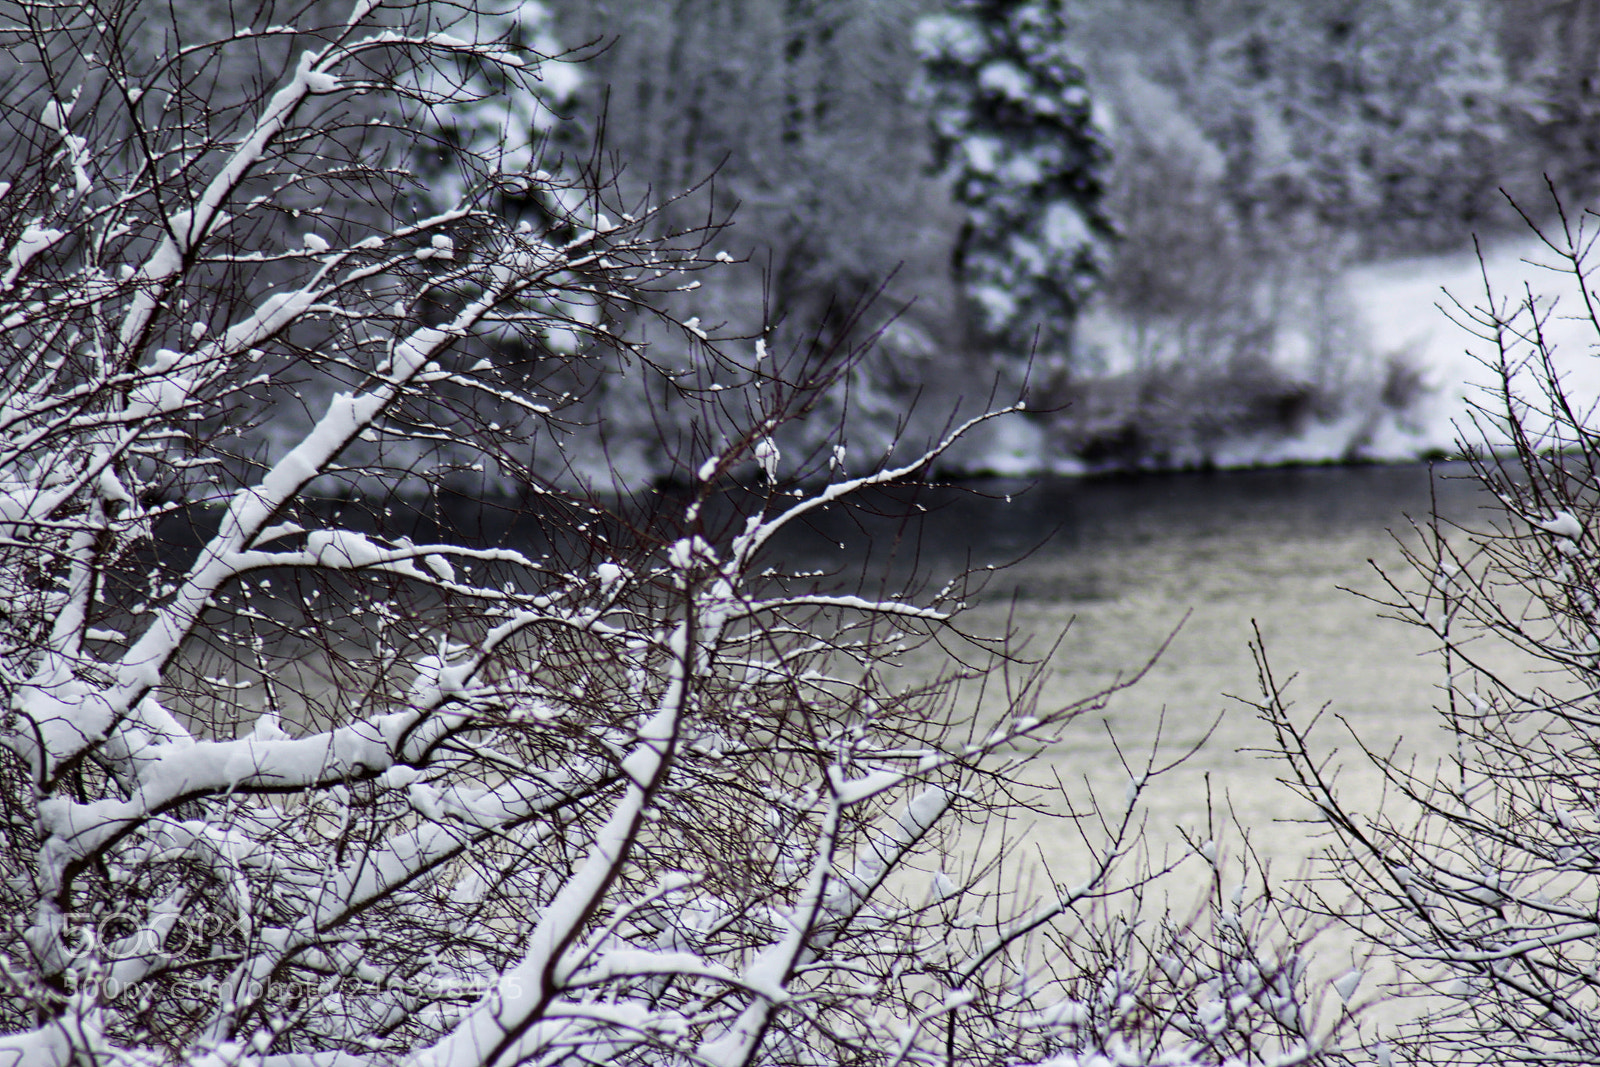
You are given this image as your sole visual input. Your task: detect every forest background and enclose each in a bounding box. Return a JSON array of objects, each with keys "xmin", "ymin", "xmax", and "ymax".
[
  {"xmin": 529, "ymin": 0, "xmax": 1600, "ymax": 480},
  {"xmin": 10, "ymin": 1, "xmax": 1600, "ymax": 1064}
]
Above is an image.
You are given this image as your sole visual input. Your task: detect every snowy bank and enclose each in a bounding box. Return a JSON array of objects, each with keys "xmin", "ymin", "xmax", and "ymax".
[{"xmin": 948, "ymin": 231, "xmax": 1600, "ymax": 478}]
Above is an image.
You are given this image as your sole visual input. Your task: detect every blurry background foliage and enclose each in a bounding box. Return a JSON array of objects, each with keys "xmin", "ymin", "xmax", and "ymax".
[
  {"xmin": 542, "ymin": 0, "xmax": 1600, "ymax": 474},
  {"xmin": 157, "ymin": 0, "xmax": 1600, "ymax": 481}
]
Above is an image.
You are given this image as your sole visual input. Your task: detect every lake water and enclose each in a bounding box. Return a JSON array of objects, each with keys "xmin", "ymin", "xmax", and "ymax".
[
  {"xmin": 783, "ymin": 462, "xmax": 1542, "ymax": 1019},
  {"xmin": 918, "ymin": 465, "xmax": 1493, "ymax": 841},
  {"xmin": 788, "ymin": 464, "xmax": 1534, "ymax": 945},
  {"xmin": 170, "ymin": 461, "xmax": 1520, "ymax": 1021},
  {"xmin": 190, "ymin": 461, "xmax": 1513, "ymax": 878}
]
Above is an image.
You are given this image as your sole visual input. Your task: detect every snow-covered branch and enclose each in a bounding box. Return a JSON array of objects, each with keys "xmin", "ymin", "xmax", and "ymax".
[{"xmin": 0, "ymin": 3, "xmax": 1346, "ymax": 1066}]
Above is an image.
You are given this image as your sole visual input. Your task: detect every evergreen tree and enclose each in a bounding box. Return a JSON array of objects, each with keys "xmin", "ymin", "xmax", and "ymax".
[
  {"xmin": 410, "ymin": 2, "xmax": 583, "ymax": 221},
  {"xmin": 916, "ymin": 0, "xmax": 1113, "ymax": 363}
]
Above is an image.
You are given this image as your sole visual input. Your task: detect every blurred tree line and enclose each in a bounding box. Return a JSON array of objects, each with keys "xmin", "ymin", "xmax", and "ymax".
[
  {"xmin": 539, "ymin": 0, "xmax": 1600, "ymax": 472},
  {"xmin": 122, "ymin": 0, "xmax": 1600, "ymax": 481}
]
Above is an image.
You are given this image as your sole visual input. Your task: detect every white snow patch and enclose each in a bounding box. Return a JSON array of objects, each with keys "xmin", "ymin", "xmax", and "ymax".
[
  {"xmin": 595, "ymin": 562, "xmax": 626, "ymax": 591},
  {"xmin": 912, "ymin": 13, "xmax": 985, "ymax": 64},
  {"xmin": 302, "ymin": 69, "xmax": 339, "ymax": 93},
  {"xmin": 1533, "ymin": 510, "xmax": 1584, "ymax": 540},
  {"xmin": 978, "ymin": 61, "xmax": 1031, "ymax": 102},
  {"xmin": 754, "ymin": 437, "xmax": 780, "ymax": 481},
  {"xmin": 1041, "ymin": 201, "xmax": 1092, "ymax": 255},
  {"xmin": 126, "ymin": 375, "xmax": 194, "ymax": 419},
  {"xmin": 306, "ymin": 529, "xmax": 384, "ymax": 569},
  {"xmin": 1343, "ymin": 235, "xmax": 1600, "ymax": 454},
  {"xmin": 666, "ymin": 536, "xmax": 716, "ymax": 571},
  {"xmin": 3, "ymin": 224, "xmax": 66, "ymax": 290}
]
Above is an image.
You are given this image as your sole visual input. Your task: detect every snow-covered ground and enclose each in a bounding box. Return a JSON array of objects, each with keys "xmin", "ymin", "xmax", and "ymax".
[
  {"xmin": 1267, "ymin": 233, "xmax": 1600, "ymax": 466},
  {"xmin": 956, "ymin": 232, "xmax": 1600, "ymax": 478}
]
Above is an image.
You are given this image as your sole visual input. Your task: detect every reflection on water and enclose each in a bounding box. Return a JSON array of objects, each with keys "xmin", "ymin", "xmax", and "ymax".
[
  {"xmin": 789, "ymin": 462, "xmax": 1545, "ymax": 1018},
  {"xmin": 791, "ymin": 463, "xmax": 1525, "ymax": 885}
]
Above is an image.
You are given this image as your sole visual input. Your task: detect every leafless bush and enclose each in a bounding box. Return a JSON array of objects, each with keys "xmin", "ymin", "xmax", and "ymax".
[
  {"xmin": 0, "ymin": 2, "xmax": 1350, "ymax": 1065},
  {"xmin": 1256, "ymin": 192, "xmax": 1600, "ymax": 1065}
]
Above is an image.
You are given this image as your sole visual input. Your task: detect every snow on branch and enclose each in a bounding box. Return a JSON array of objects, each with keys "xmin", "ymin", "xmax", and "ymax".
[{"xmin": 0, "ymin": 2, "xmax": 1348, "ymax": 1066}]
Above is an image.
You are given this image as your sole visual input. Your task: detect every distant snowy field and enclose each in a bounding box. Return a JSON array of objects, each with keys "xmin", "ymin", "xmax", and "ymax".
[
  {"xmin": 1343, "ymin": 233, "xmax": 1600, "ymax": 454},
  {"xmin": 991, "ymin": 233, "xmax": 1600, "ymax": 476},
  {"xmin": 1273, "ymin": 233, "xmax": 1600, "ymax": 466}
]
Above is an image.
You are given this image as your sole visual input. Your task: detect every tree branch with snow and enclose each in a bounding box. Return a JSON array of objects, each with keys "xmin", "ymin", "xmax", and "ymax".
[{"xmin": 0, "ymin": 3, "xmax": 1352, "ymax": 1066}]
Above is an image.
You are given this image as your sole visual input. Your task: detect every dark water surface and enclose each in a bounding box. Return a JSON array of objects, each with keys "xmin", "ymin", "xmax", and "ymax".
[
  {"xmin": 160, "ymin": 462, "xmax": 1504, "ymax": 873},
  {"xmin": 779, "ymin": 461, "xmax": 1491, "ymax": 581},
  {"xmin": 842, "ymin": 464, "xmax": 1518, "ymax": 895}
]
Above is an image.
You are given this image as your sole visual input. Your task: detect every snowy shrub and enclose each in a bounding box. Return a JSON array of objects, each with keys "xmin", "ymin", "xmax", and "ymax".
[
  {"xmin": 1256, "ymin": 196, "xmax": 1600, "ymax": 1064},
  {"xmin": 0, "ymin": 2, "xmax": 1351, "ymax": 1064}
]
